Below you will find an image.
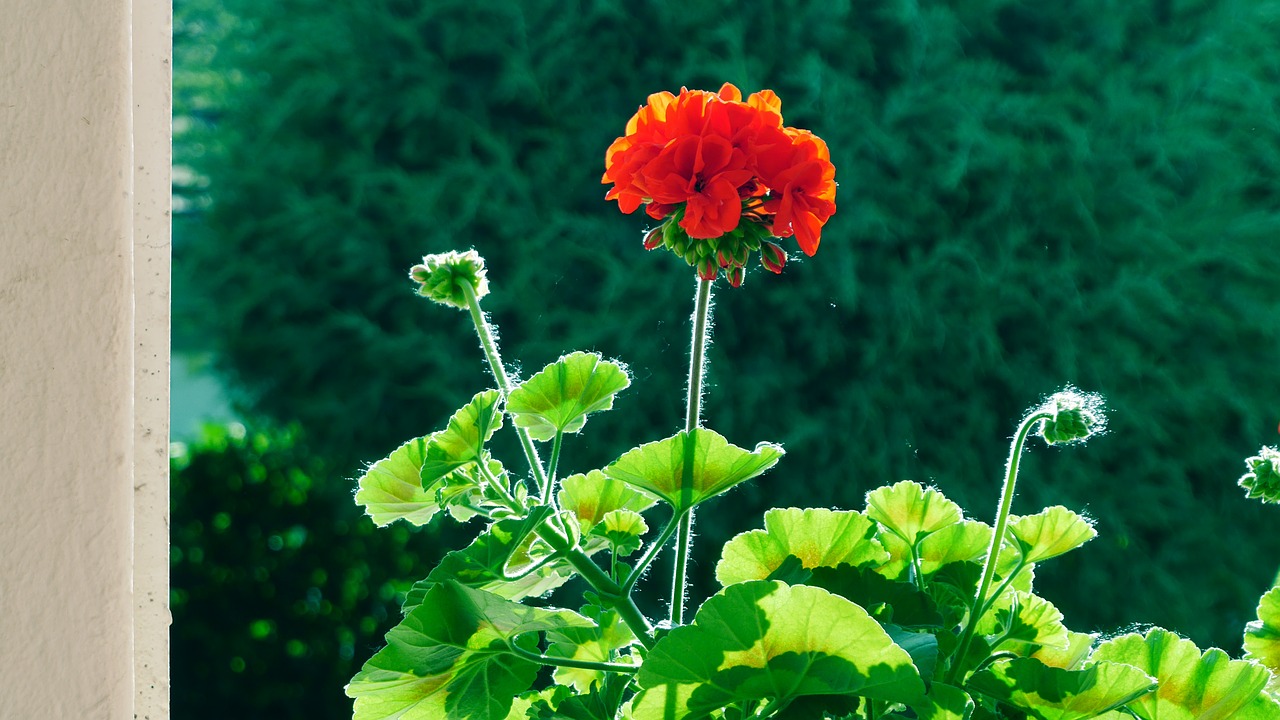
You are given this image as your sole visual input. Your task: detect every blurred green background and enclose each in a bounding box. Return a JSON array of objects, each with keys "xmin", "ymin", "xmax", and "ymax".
[{"xmin": 172, "ymin": 0, "xmax": 1280, "ymax": 717}]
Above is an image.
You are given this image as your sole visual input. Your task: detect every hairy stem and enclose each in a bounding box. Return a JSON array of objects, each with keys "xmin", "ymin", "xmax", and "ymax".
[
  {"xmin": 946, "ymin": 411, "xmax": 1052, "ymax": 684},
  {"xmin": 671, "ymin": 276, "xmax": 713, "ymax": 625},
  {"xmin": 623, "ymin": 510, "xmax": 686, "ymax": 593},
  {"xmin": 462, "ymin": 281, "xmax": 548, "ymax": 498},
  {"xmin": 543, "ymin": 430, "xmax": 564, "ymax": 506}
]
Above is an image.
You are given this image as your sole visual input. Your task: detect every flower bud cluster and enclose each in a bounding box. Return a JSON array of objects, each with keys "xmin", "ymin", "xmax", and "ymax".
[
  {"xmin": 409, "ymin": 250, "xmax": 489, "ymax": 309},
  {"xmin": 1239, "ymin": 446, "xmax": 1280, "ymax": 504},
  {"xmin": 1038, "ymin": 389, "xmax": 1104, "ymax": 445}
]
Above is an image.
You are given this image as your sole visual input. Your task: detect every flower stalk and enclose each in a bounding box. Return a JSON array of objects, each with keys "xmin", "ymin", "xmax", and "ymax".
[
  {"xmin": 946, "ymin": 409, "xmax": 1052, "ymax": 683},
  {"xmin": 671, "ymin": 275, "xmax": 714, "ymax": 625}
]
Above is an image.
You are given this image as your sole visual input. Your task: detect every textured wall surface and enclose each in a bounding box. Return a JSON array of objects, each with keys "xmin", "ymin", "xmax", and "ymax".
[{"xmin": 0, "ymin": 0, "xmax": 170, "ymax": 717}]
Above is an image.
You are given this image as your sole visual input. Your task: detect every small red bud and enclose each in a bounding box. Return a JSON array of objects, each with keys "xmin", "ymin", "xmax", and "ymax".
[
  {"xmin": 717, "ymin": 248, "xmax": 733, "ymax": 268},
  {"xmin": 760, "ymin": 241, "xmax": 787, "ymax": 274},
  {"xmin": 643, "ymin": 226, "xmax": 664, "ymax": 251},
  {"xmin": 697, "ymin": 256, "xmax": 718, "ymax": 281},
  {"xmin": 727, "ymin": 265, "xmax": 745, "ymax": 288}
]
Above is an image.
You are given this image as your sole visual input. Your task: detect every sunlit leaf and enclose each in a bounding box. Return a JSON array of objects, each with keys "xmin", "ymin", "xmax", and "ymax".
[
  {"xmin": 805, "ymin": 563, "xmax": 945, "ymax": 630},
  {"xmin": 629, "ymin": 580, "xmax": 925, "ymax": 719},
  {"xmin": 354, "ymin": 436, "xmax": 439, "ymax": 527},
  {"xmin": 918, "ymin": 520, "xmax": 993, "ymax": 576},
  {"xmin": 1091, "ymin": 627, "xmax": 1270, "ymax": 719},
  {"xmin": 1243, "ymin": 585, "xmax": 1280, "ymax": 695},
  {"xmin": 421, "ymin": 390, "xmax": 505, "ymax": 485},
  {"xmin": 603, "ymin": 428, "xmax": 783, "ymax": 513},
  {"xmin": 558, "ymin": 470, "xmax": 656, "ymax": 533},
  {"xmin": 715, "ymin": 507, "xmax": 889, "ymax": 586},
  {"xmin": 1008, "ymin": 506, "xmax": 1096, "ymax": 564},
  {"xmin": 507, "ymin": 352, "xmax": 630, "ymax": 442},
  {"xmin": 967, "ymin": 657, "xmax": 1156, "ymax": 720},
  {"xmin": 347, "ymin": 581, "xmax": 591, "ymax": 720},
  {"xmin": 978, "ymin": 591, "xmax": 1070, "ymax": 655},
  {"xmin": 866, "ymin": 481, "xmax": 964, "ymax": 547},
  {"xmin": 589, "ymin": 509, "xmax": 648, "ymax": 557},
  {"xmin": 546, "ymin": 610, "xmax": 638, "ymax": 693},
  {"xmin": 403, "ymin": 510, "xmax": 572, "ymax": 607},
  {"xmin": 1033, "ymin": 632, "xmax": 1096, "ymax": 671}
]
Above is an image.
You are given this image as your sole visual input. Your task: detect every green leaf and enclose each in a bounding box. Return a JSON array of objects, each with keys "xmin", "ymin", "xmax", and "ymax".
[
  {"xmin": 531, "ymin": 675, "xmax": 628, "ymax": 719},
  {"xmin": 805, "ymin": 563, "xmax": 945, "ymax": 630},
  {"xmin": 1091, "ymin": 627, "xmax": 1271, "ymax": 719},
  {"xmin": 1008, "ymin": 506, "xmax": 1097, "ymax": 564},
  {"xmin": 1243, "ymin": 585, "xmax": 1280, "ymax": 695},
  {"xmin": 346, "ymin": 581, "xmax": 591, "ymax": 720},
  {"xmin": 978, "ymin": 591, "xmax": 1070, "ymax": 655},
  {"xmin": 588, "ymin": 509, "xmax": 648, "ymax": 557},
  {"xmin": 918, "ymin": 520, "xmax": 994, "ymax": 576},
  {"xmin": 421, "ymin": 390, "xmax": 505, "ymax": 486},
  {"xmin": 558, "ymin": 470, "xmax": 656, "ymax": 533},
  {"xmin": 629, "ymin": 580, "xmax": 925, "ymax": 719},
  {"xmin": 866, "ymin": 480, "xmax": 963, "ymax": 548},
  {"xmin": 546, "ymin": 610, "xmax": 638, "ymax": 693},
  {"xmin": 886, "ymin": 682, "xmax": 975, "ymax": 720},
  {"xmin": 506, "ymin": 352, "xmax": 630, "ymax": 442},
  {"xmin": 603, "ymin": 428, "xmax": 784, "ymax": 513},
  {"xmin": 355, "ymin": 436, "xmax": 439, "ymax": 527},
  {"xmin": 403, "ymin": 511, "xmax": 573, "ymax": 607},
  {"xmin": 966, "ymin": 657, "xmax": 1156, "ymax": 720},
  {"xmin": 1032, "ymin": 631, "xmax": 1097, "ymax": 671},
  {"xmin": 715, "ymin": 507, "xmax": 889, "ymax": 586},
  {"xmin": 886, "ymin": 624, "xmax": 941, "ymax": 682}
]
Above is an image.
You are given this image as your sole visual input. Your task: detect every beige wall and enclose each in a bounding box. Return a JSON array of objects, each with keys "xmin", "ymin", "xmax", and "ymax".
[{"xmin": 0, "ymin": 0, "xmax": 170, "ymax": 717}]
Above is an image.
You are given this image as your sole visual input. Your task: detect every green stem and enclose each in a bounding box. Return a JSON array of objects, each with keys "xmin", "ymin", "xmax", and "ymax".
[
  {"xmin": 508, "ymin": 637, "xmax": 638, "ymax": 674},
  {"xmin": 477, "ymin": 460, "xmax": 522, "ymax": 513},
  {"xmin": 945, "ymin": 411, "xmax": 1052, "ymax": 684},
  {"xmin": 623, "ymin": 510, "xmax": 686, "ymax": 593},
  {"xmin": 671, "ymin": 276, "xmax": 713, "ymax": 625},
  {"xmin": 543, "ymin": 430, "xmax": 564, "ymax": 506},
  {"xmin": 462, "ymin": 281, "xmax": 548, "ymax": 498}
]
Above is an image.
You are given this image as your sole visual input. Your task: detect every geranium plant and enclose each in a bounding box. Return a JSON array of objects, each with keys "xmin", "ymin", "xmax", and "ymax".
[{"xmin": 343, "ymin": 85, "xmax": 1280, "ymax": 719}]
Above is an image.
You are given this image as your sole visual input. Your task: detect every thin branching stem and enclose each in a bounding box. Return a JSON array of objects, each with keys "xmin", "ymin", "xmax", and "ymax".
[{"xmin": 461, "ymin": 281, "xmax": 656, "ymax": 649}]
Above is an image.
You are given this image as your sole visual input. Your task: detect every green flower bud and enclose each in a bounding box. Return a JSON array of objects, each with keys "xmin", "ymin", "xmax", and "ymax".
[
  {"xmin": 1240, "ymin": 446, "xmax": 1280, "ymax": 504},
  {"xmin": 408, "ymin": 250, "xmax": 489, "ymax": 309},
  {"xmin": 1038, "ymin": 389, "xmax": 1103, "ymax": 445}
]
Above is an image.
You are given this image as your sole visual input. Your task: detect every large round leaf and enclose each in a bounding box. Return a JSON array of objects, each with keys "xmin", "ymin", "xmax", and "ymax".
[
  {"xmin": 715, "ymin": 507, "xmax": 889, "ymax": 586},
  {"xmin": 603, "ymin": 428, "xmax": 783, "ymax": 513},
  {"xmin": 866, "ymin": 480, "xmax": 963, "ymax": 547},
  {"xmin": 347, "ymin": 581, "xmax": 591, "ymax": 720},
  {"xmin": 506, "ymin": 352, "xmax": 630, "ymax": 442},
  {"xmin": 966, "ymin": 657, "xmax": 1156, "ymax": 720},
  {"xmin": 1243, "ymin": 585, "xmax": 1280, "ymax": 695},
  {"xmin": 355, "ymin": 436, "xmax": 438, "ymax": 526},
  {"xmin": 1008, "ymin": 506, "xmax": 1097, "ymax": 565},
  {"xmin": 1091, "ymin": 627, "xmax": 1271, "ymax": 720},
  {"xmin": 630, "ymin": 580, "xmax": 925, "ymax": 719}
]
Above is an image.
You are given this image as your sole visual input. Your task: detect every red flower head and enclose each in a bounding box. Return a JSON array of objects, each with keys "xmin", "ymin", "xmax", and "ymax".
[{"xmin": 604, "ymin": 84, "xmax": 836, "ymax": 285}]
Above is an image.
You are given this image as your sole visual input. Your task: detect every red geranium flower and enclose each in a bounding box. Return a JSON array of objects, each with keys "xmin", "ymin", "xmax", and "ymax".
[{"xmin": 604, "ymin": 83, "xmax": 836, "ymax": 282}]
